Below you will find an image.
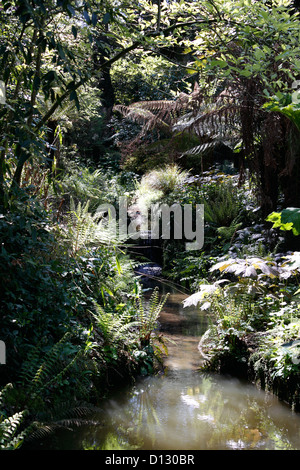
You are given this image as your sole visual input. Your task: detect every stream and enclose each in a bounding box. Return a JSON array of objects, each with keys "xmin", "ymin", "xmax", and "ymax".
[{"xmin": 38, "ymin": 272, "xmax": 300, "ymax": 450}]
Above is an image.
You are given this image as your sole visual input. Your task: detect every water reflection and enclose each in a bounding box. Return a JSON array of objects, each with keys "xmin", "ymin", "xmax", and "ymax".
[
  {"xmin": 42, "ymin": 278, "xmax": 300, "ymax": 450},
  {"xmin": 79, "ymin": 370, "xmax": 300, "ymax": 450},
  {"xmin": 75, "ymin": 282, "xmax": 300, "ymax": 451}
]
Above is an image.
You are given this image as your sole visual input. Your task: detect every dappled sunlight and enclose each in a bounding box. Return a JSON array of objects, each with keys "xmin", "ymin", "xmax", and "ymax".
[{"xmin": 47, "ymin": 285, "xmax": 300, "ymax": 450}]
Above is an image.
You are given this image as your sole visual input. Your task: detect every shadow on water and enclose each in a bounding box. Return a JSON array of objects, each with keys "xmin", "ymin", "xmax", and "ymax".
[{"xmin": 35, "ymin": 266, "xmax": 300, "ymax": 450}]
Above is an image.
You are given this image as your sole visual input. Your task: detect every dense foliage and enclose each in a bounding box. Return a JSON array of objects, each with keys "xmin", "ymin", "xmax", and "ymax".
[{"xmin": 0, "ymin": 0, "xmax": 300, "ymax": 448}]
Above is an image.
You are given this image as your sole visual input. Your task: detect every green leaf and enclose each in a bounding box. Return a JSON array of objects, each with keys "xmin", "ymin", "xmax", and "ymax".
[
  {"xmin": 70, "ymin": 90, "xmax": 80, "ymax": 111},
  {"xmin": 267, "ymin": 209, "xmax": 300, "ymax": 235},
  {"xmin": 281, "ymin": 208, "xmax": 300, "ymax": 235},
  {"xmin": 71, "ymin": 26, "xmax": 77, "ymax": 39},
  {"xmin": 67, "ymin": 4, "xmax": 75, "ymax": 17},
  {"xmin": 92, "ymin": 12, "xmax": 98, "ymax": 26},
  {"xmin": 103, "ymin": 12, "xmax": 111, "ymax": 24},
  {"xmin": 83, "ymin": 10, "xmax": 90, "ymax": 24},
  {"xmin": 57, "ymin": 44, "xmax": 66, "ymax": 61},
  {"xmin": 210, "ymin": 59, "xmax": 227, "ymax": 68}
]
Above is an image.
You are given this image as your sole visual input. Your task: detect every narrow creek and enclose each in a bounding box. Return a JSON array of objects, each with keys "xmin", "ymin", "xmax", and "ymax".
[{"xmin": 39, "ymin": 273, "xmax": 300, "ymax": 450}]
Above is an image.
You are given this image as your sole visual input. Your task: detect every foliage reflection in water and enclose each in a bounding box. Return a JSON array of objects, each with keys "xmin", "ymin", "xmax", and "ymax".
[
  {"xmin": 44, "ymin": 282, "xmax": 300, "ymax": 450},
  {"xmin": 79, "ymin": 371, "xmax": 300, "ymax": 450}
]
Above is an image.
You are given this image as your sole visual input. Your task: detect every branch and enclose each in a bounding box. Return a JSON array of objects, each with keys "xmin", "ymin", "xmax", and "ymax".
[
  {"xmin": 35, "ymin": 17, "xmax": 221, "ymax": 132},
  {"xmin": 35, "ymin": 41, "xmax": 140, "ymax": 132},
  {"xmin": 157, "ymin": 0, "xmax": 161, "ymax": 31}
]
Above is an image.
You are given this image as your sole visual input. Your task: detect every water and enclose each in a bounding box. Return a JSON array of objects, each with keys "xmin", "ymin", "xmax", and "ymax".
[{"xmin": 38, "ymin": 281, "xmax": 300, "ymax": 450}]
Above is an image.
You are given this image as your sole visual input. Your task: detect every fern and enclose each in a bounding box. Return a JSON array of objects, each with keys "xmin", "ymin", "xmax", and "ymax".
[
  {"xmin": 137, "ymin": 287, "xmax": 169, "ymax": 345},
  {"xmin": 0, "ymin": 384, "xmax": 28, "ymax": 450},
  {"xmin": 180, "ymin": 141, "xmax": 217, "ymax": 158},
  {"xmin": 25, "ymin": 404, "xmax": 102, "ymax": 444},
  {"xmin": 17, "ymin": 333, "xmax": 88, "ymax": 405},
  {"xmin": 0, "ymin": 410, "xmax": 28, "ymax": 450},
  {"xmin": 115, "ymin": 83, "xmax": 241, "ymax": 163},
  {"xmin": 204, "ymin": 180, "xmax": 243, "ymax": 227},
  {"xmin": 63, "ymin": 197, "xmax": 119, "ymax": 256},
  {"xmin": 114, "ymin": 83, "xmax": 203, "ymax": 141},
  {"xmin": 31, "ymin": 333, "xmax": 73, "ymax": 389},
  {"xmin": 217, "ymin": 218, "xmax": 243, "ymax": 241},
  {"xmin": 114, "ymin": 103, "xmax": 172, "ymax": 135},
  {"xmin": 91, "ymin": 302, "xmax": 139, "ymax": 346}
]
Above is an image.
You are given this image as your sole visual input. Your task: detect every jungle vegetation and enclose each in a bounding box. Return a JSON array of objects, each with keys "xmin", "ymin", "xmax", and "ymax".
[{"xmin": 0, "ymin": 0, "xmax": 300, "ymax": 448}]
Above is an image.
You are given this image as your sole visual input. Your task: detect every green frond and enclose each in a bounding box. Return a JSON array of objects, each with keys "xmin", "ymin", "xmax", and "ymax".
[
  {"xmin": 63, "ymin": 197, "xmax": 119, "ymax": 255},
  {"xmin": 0, "ymin": 386, "xmax": 28, "ymax": 451},
  {"xmin": 0, "ymin": 383, "xmax": 13, "ymax": 407},
  {"xmin": 137, "ymin": 287, "xmax": 169, "ymax": 337}
]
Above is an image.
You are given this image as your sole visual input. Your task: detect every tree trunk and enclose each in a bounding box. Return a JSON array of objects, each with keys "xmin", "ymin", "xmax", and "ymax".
[{"xmin": 279, "ymin": 124, "xmax": 300, "ymax": 208}]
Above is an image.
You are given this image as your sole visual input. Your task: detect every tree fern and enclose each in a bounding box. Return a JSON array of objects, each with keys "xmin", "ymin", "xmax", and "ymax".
[
  {"xmin": 114, "ymin": 83, "xmax": 240, "ymax": 162},
  {"xmin": 113, "ymin": 83, "xmax": 203, "ymax": 140},
  {"xmin": 114, "ymin": 103, "xmax": 172, "ymax": 136}
]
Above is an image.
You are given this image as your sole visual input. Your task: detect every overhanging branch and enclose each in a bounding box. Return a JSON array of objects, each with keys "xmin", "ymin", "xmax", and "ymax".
[{"xmin": 35, "ymin": 17, "xmax": 222, "ymax": 132}]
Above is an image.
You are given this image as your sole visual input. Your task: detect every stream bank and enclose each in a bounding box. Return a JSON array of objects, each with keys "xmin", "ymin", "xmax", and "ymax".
[{"xmin": 30, "ymin": 268, "xmax": 300, "ymax": 450}]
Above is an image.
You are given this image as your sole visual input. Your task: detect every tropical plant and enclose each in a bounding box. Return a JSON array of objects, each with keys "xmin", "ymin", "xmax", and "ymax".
[
  {"xmin": 204, "ymin": 178, "xmax": 244, "ymax": 228},
  {"xmin": 90, "ymin": 286, "xmax": 169, "ymax": 376},
  {"xmin": 1, "ymin": 0, "xmax": 245, "ymax": 205},
  {"xmin": 136, "ymin": 286, "xmax": 169, "ymax": 347},
  {"xmin": 114, "ymin": 2, "xmax": 300, "ymax": 217},
  {"xmin": 263, "ymin": 81, "xmax": 300, "ymax": 132},
  {"xmin": 0, "ymin": 384, "xmax": 28, "ymax": 450},
  {"xmin": 114, "ymin": 82, "xmax": 203, "ymax": 138},
  {"xmin": 188, "ymin": 1, "xmax": 300, "ymax": 214},
  {"xmin": 266, "ymin": 208, "xmax": 300, "ymax": 236},
  {"xmin": 60, "ymin": 197, "xmax": 118, "ymax": 256}
]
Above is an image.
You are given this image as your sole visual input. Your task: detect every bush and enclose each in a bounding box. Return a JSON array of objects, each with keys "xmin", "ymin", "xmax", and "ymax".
[{"xmin": 0, "ymin": 195, "xmax": 87, "ymax": 383}]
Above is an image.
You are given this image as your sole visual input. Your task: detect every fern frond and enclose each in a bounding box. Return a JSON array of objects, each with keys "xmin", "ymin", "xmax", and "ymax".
[
  {"xmin": 217, "ymin": 220, "xmax": 243, "ymax": 240},
  {"xmin": 114, "ymin": 103, "xmax": 172, "ymax": 134},
  {"xmin": 113, "ymin": 86, "xmax": 203, "ymax": 139},
  {"xmin": 43, "ymin": 349, "xmax": 84, "ymax": 393},
  {"xmin": 137, "ymin": 287, "xmax": 169, "ymax": 336},
  {"xmin": 180, "ymin": 141, "xmax": 217, "ymax": 157},
  {"xmin": 64, "ymin": 197, "xmax": 119, "ymax": 255},
  {"xmin": 91, "ymin": 302, "xmax": 139, "ymax": 346},
  {"xmin": 25, "ymin": 416, "xmax": 100, "ymax": 443},
  {"xmin": 31, "ymin": 332, "xmax": 72, "ymax": 389},
  {"xmin": 0, "ymin": 409, "xmax": 28, "ymax": 450},
  {"xmin": 0, "ymin": 383, "xmax": 13, "ymax": 407},
  {"xmin": 174, "ymin": 104, "xmax": 240, "ymax": 138}
]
